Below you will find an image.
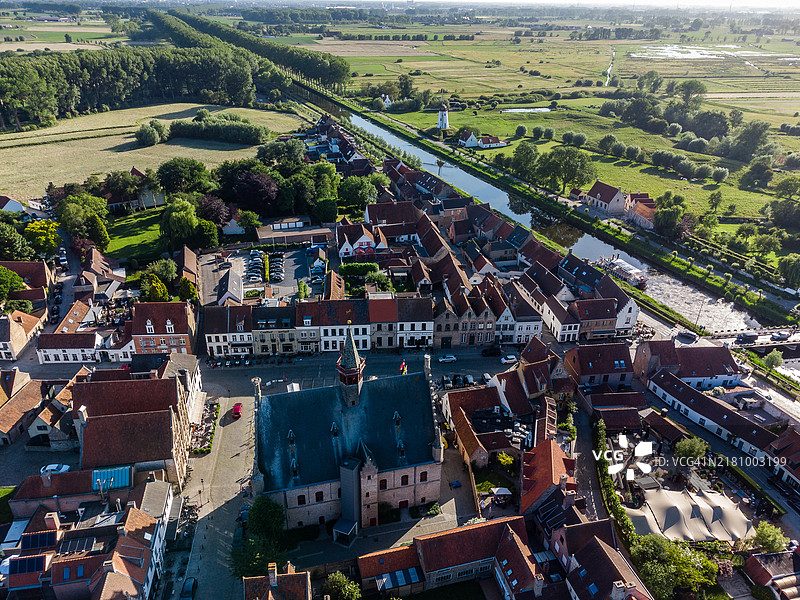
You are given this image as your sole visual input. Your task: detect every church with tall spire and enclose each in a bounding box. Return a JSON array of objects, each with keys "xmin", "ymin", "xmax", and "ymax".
[{"xmin": 254, "ymin": 326, "xmax": 443, "ymax": 545}]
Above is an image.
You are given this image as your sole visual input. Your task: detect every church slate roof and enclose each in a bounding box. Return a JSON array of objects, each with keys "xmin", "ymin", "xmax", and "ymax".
[{"xmin": 256, "ymin": 372, "xmax": 436, "ymax": 492}]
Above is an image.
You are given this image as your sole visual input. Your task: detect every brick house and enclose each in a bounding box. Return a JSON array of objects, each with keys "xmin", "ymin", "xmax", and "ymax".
[
  {"xmin": 131, "ymin": 302, "xmax": 196, "ymax": 355},
  {"xmin": 564, "ymin": 344, "xmax": 633, "ymax": 389},
  {"xmin": 633, "ymin": 340, "xmax": 742, "ymax": 389},
  {"xmin": 0, "ymin": 310, "xmax": 44, "ymax": 360}
]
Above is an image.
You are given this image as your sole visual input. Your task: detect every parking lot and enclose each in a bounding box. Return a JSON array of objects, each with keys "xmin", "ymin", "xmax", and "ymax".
[{"xmin": 199, "ymin": 248, "xmax": 315, "ymax": 306}]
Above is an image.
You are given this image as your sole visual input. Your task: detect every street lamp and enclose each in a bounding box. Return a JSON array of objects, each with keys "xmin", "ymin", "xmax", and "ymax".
[{"xmin": 694, "ymin": 297, "xmax": 709, "ymax": 329}]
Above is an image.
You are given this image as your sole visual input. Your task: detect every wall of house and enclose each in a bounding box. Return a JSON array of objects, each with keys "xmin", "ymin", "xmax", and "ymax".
[
  {"xmin": 271, "ymin": 481, "xmax": 343, "ymax": 529},
  {"xmin": 253, "ymin": 329, "xmax": 299, "ymax": 356},
  {"xmin": 375, "ymin": 463, "xmax": 442, "ymax": 511},
  {"xmin": 321, "ymin": 325, "xmax": 371, "ymax": 352},
  {"xmin": 370, "ymin": 323, "xmax": 396, "ymax": 350},
  {"xmin": 649, "ymin": 380, "xmax": 767, "ymax": 459},
  {"xmin": 38, "ymin": 348, "xmax": 99, "ymax": 364},
  {"xmin": 425, "ymin": 558, "xmax": 494, "ymax": 589},
  {"xmin": 133, "ymin": 334, "xmax": 191, "ymax": 355},
  {"xmin": 397, "ymin": 321, "xmax": 433, "ymax": 348}
]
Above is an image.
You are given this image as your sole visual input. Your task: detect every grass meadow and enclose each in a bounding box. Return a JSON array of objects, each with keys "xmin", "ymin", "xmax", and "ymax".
[
  {"xmin": 0, "ymin": 103, "xmax": 306, "ymax": 200},
  {"xmin": 106, "ymin": 208, "xmax": 165, "ymax": 263}
]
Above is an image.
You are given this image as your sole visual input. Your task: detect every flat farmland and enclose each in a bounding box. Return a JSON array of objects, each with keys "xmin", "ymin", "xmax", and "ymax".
[
  {"xmin": 0, "ymin": 103, "xmax": 306, "ymax": 200},
  {"xmin": 0, "ymin": 17, "xmax": 128, "ymax": 48}
]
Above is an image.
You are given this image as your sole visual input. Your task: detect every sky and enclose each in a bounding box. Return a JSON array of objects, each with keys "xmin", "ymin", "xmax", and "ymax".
[{"xmin": 391, "ymin": 0, "xmax": 800, "ymax": 11}]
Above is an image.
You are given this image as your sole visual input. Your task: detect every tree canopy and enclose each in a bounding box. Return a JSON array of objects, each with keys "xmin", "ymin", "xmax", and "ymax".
[{"xmin": 24, "ymin": 219, "xmax": 60, "ymax": 256}]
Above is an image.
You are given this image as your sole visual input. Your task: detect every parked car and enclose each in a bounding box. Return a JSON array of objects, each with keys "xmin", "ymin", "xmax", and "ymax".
[
  {"xmin": 40, "ymin": 464, "xmax": 70, "ymax": 474},
  {"xmin": 232, "ymin": 524, "xmax": 244, "ymax": 550},
  {"xmin": 232, "ymin": 403, "xmax": 243, "ymax": 419},
  {"xmin": 54, "ymin": 295, "xmax": 63, "ymax": 304},
  {"xmin": 438, "ymin": 354, "xmax": 457, "ymax": 363},
  {"xmin": 239, "ymin": 504, "xmax": 250, "ymax": 524},
  {"xmin": 441, "ymin": 375, "xmax": 453, "ymax": 390},
  {"xmin": 180, "ymin": 577, "xmax": 197, "ymax": 600},
  {"xmin": 51, "ymin": 305, "xmax": 60, "ymax": 316},
  {"xmin": 676, "ymin": 330, "xmax": 698, "ymax": 343},
  {"xmin": 481, "ymin": 346, "xmax": 502, "ymax": 357},
  {"xmin": 500, "ymin": 355, "xmax": 517, "ymax": 365},
  {"xmin": 771, "ymin": 331, "xmax": 791, "ymax": 341},
  {"xmin": 49, "ymin": 315, "xmax": 59, "ymax": 324},
  {"xmin": 482, "ymin": 372, "xmax": 492, "ymax": 384},
  {"xmin": 453, "ymin": 374, "xmax": 464, "ymax": 387},
  {"xmin": 464, "ymin": 374, "xmax": 475, "ymax": 386},
  {"xmin": 735, "ymin": 332, "xmax": 758, "ymax": 344}
]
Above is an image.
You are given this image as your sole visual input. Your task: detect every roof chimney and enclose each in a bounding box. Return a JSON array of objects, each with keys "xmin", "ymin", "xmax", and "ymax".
[
  {"xmin": 77, "ymin": 405, "xmax": 88, "ymax": 426},
  {"xmin": 102, "ymin": 559, "xmax": 115, "ymax": 574},
  {"xmin": 44, "ymin": 512, "xmax": 61, "ymax": 530},
  {"xmin": 41, "ymin": 470, "xmax": 52, "ymax": 488},
  {"xmin": 611, "ymin": 581, "xmax": 627, "ymax": 600},
  {"xmin": 559, "ymin": 473, "xmax": 568, "ymax": 490},
  {"xmin": 285, "ymin": 562, "xmax": 296, "ymax": 575},
  {"xmin": 268, "ymin": 562, "xmax": 278, "ymax": 587},
  {"xmin": 562, "ymin": 490, "xmax": 576, "ymax": 508},
  {"xmin": 534, "ymin": 574, "xmax": 545, "ymax": 597}
]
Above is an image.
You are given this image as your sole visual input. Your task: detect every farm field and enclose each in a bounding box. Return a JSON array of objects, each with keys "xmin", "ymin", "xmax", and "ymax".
[
  {"xmin": 0, "ymin": 16, "xmax": 129, "ymax": 49},
  {"xmin": 0, "ymin": 102, "xmax": 306, "ymax": 200}
]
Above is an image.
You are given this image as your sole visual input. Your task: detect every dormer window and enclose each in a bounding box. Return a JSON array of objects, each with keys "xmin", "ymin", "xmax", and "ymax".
[
  {"xmin": 166, "ymin": 319, "xmax": 174, "ymax": 334},
  {"xmin": 146, "ymin": 319, "xmax": 154, "ymax": 334},
  {"xmin": 304, "ymin": 317, "xmax": 311, "ymax": 327},
  {"xmin": 237, "ymin": 320, "xmax": 244, "ymax": 332}
]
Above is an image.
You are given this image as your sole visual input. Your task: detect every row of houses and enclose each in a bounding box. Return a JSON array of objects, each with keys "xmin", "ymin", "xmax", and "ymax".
[{"xmin": 2, "ymin": 467, "xmax": 176, "ymax": 600}]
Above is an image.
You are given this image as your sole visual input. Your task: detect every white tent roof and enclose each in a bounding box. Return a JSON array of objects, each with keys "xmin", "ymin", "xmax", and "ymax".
[{"xmin": 624, "ymin": 488, "xmax": 752, "ymax": 542}]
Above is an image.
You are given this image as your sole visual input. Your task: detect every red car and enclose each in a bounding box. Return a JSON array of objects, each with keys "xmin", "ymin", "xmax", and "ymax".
[{"xmin": 232, "ymin": 403, "xmax": 243, "ymax": 419}]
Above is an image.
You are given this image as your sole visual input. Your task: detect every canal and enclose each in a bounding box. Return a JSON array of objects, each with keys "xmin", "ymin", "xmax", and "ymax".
[{"xmin": 294, "ymin": 86, "xmax": 759, "ymax": 331}]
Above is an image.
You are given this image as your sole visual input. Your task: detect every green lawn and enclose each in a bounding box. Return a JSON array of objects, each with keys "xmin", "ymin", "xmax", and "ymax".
[
  {"xmin": 473, "ymin": 466, "xmax": 516, "ymax": 495},
  {"xmin": 106, "ymin": 208, "xmax": 165, "ymax": 264},
  {"xmin": 409, "ymin": 581, "xmax": 486, "ymax": 600},
  {"xmin": 0, "ymin": 486, "xmax": 16, "ymax": 524}
]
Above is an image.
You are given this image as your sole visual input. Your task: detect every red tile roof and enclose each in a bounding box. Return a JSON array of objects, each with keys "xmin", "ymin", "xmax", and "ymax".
[
  {"xmin": 587, "ymin": 181, "xmax": 622, "ymax": 203},
  {"xmin": 131, "ymin": 302, "xmax": 192, "ymax": 335},
  {"xmin": 521, "ymin": 337, "xmax": 550, "ymax": 364},
  {"xmin": 521, "ymin": 439, "xmax": 576, "ymax": 514},
  {"xmin": 447, "ymin": 386, "xmax": 503, "ymax": 417},
  {"xmin": 415, "ymin": 516, "xmax": 528, "ymax": 573},
  {"xmin": 0, "ymin": 379, "xmax": 49, "ymax": 434},
  {"xmin": 565, "ymin": 343, "xmax": 632, "ymax": 377},
  {"xmin": 37, "ymin": 332, "xmax": 98, "ymax": 350},
  {"xmin": 495, "ymin": 369, "xmax": 533, "ymax": 416},
  {"xmin": 595, "ymin": 407, "xmax": 642, "ymax": 431},
  {"xmin": 496, "ymin": 523, "xmax": 539, "ymax": 595},
  {"xmin": 72, "ymin": 378, "xmax": 179, "ymax": 418},
  {"xmin": 0, "ymin": 260, "xmax": 50, "ymax": 288},
  {"xmin": 14, "ymin": 469, "xmax": 95, "ymax": 500},
  {"xmin": 243, "ymin": 571, "xmax": 311, "ymax": 600},
  {"xmin": 568, "ymin": 299, "xmax": 617, "ymax": 322},
  {"xmin": 81, "ymin": 410, "xmax": 174, "ymax": 469},
  {"xmin": 358, "ymin": 544, "xmax": 421, "ymax": 579},
  {"xmin": 368, "ymin": 298, "xmax": 398, "ymax": 323}
]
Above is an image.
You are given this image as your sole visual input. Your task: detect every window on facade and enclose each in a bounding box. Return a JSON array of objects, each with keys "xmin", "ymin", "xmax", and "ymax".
[
  {"xmin": 457, "ymin": 569, "xmax": 474, "ymax": 578},
  {"xmin": 479, "ymin": 564, "xmax": 492, "ymax": 573},
  {"xmin": 316, "ymin": 491, "xmax": 323, "ymax": 502},
  {"xmin": 146, "ymin": 320, "xmax": 154, "ymax": 334},
  {"xmin": 166, "ymin": 320, "xmax": 174, "ymax": 334},
  {"xmin": 437, "ymin": 324, "xmax": 442, "ymax": 332},
  {"xmin": 297, "ymin": 495, "xmax": 306, "ymax": 505},
  {"xmin": 160, "ymin": 338, "xmax": 166, "ymax": 346},
  {"xmin": 377, "ymin": 323, "xmax": 382, "ymax": 331},
  {"xmin": 435, "ymin": 574, "xmax": 452, "ymax": 583},
  {"xmin": 399, "ymin": 324, "xmax": 404, "ymax": 331},
  {"xmin": 445, "ymin": 324, "xmax": 450, "ymax": 331},
  {"xmin": 380, "ymin": 479, "xmax": 387, "ymax": 490},
  {"xmin": 699, "ymin": 418, "xmax": 706, "ymax": 426},
  {"xmin": 401, "ymin": 475, "xmax": 409, "ymax": 486},
  {"xmin": 76, "ymin": 565, "xmax": 83, "ymax": 578},
  {"xmin": 63, "ymin": 567, "xmax": 70, "ymax": 581},
  {"xmin": 420, "ymin": 471, "xmax": 427, "ymax": 482}
]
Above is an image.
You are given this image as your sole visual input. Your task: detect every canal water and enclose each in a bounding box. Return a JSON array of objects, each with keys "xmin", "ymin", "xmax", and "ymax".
[{"xmin": 294, "ymin": 86, "xmax": 759, "ymax": 330}]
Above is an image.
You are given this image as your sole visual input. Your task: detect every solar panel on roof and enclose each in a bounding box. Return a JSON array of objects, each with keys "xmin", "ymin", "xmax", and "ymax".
[
  {"xmin": 20, "ymin": 530, "xmax": 56, "ymax": 550},
  {"xmin": 59, "ymin": 536, "xmax": 96, "ymax": 554},
  {"xmin": 9, "ymin": 555, "xmax": 45, "ymax": 575}
]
